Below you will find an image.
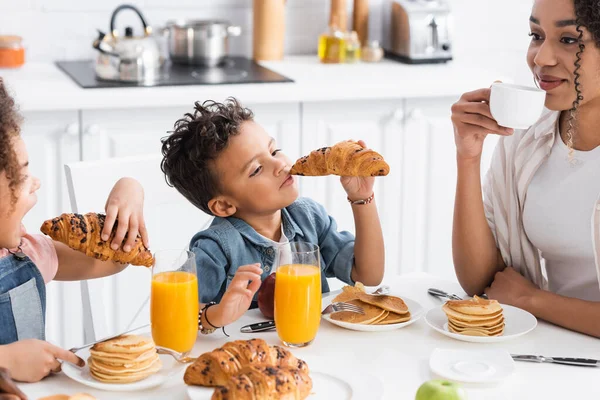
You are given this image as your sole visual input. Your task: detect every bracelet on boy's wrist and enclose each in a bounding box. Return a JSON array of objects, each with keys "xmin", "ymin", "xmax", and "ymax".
[
  {"xmin": 347, "ymin": 192, "xmax": 375, "ymax": 205},
  {"xmin": 198, "ymin": 302, "xmax": 230, "ymax": 337}
]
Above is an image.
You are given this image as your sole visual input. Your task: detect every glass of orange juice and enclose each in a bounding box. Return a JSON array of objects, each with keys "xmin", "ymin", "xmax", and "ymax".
[
  {"xmin": 150, "ymin": 249, "xmax": 198, "ymax": 353},
  {"xmin": 274, "ymin": 242, "xmax": 321, "ymax": 348}
]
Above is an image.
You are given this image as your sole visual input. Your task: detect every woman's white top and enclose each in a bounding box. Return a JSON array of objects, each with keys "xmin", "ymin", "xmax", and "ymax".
[{"xmin": 523, "ymin": 126, "xmax": 600, "ymax": 301}]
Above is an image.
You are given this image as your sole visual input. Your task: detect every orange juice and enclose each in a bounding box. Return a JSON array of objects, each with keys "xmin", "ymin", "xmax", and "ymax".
[
  {"xmin": 274, "ymin": 264, "xmax": 321, "ymax": 346},
  {"xmin": 151, "ymin": 271, "xmax": 199, "ymax": 353}
]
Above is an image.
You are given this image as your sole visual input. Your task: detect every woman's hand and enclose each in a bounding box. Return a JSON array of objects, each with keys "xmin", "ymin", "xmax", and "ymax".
[
  {"xmin": 207, "ymin": 264, "xmax": 263, "ymax": 328},
  {"xmin": 484, "ymin": 267, "xmax": 539, "ymax": 309},
  {"xmin": 451, "ymin": 88, "xmax": 514, "ymax": 161},
  {"xmin": 0, "ymin": 340, "xmax": 85, "ymax": 383},
  {"xmin": 102, "ymin": 177, "xmax": 149, "ymax": 252},
  {"xmin": 340, "ymin": 140, "xmax": 375, "ymax": 202}
]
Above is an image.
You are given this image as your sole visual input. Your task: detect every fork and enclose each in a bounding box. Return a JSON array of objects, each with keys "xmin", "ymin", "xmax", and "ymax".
[
  {"xmin": 322, "ymin": 302, "xmax": 365, "ymax": 315},
  {"xmin": 372, "ymin": 285, "xmax": 390, "ymax": 295},
  {"xmin": 156, "ymin": 346, "xmax": 197, "ymax": 364}
]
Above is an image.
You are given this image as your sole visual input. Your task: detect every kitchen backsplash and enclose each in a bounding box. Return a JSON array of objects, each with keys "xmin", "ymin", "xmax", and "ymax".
[{"xmin": 0, "ymin": 0, "xmax": 531, "ymax": 64}]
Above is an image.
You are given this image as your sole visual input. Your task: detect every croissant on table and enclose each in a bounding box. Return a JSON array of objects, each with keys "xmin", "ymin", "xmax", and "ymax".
[
  {"xmin": 289, "ymin": 140, "xmax": 390, "ymax": 177},
  {"xmin": 184, "ymin": 339, "xmax": 308, "ymax": 387},
  {"xmin": 211, "ymin": 365, "xmax": 312, "ymax": 400},
  {"xmin": 40, "ymin": 213, "xmax": 154, "ymax": 267}
]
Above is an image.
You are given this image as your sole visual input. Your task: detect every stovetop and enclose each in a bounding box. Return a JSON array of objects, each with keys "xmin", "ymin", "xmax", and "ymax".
[{"xmin": 55, "ymin": 56, "xmax": 293, "ymax": 89}]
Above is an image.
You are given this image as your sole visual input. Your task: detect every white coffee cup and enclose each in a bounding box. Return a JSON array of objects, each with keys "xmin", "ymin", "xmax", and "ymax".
[{"xmin": 489, "ymin": 82, "xmax": 546, "ymax": 129}]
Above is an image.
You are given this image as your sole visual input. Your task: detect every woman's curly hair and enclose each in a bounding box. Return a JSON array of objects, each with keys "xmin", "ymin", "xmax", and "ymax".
[
  {"xmin": 0, "ymin": 78, "xmax": 23, "ymax": 206},
  {"xmin": 160, "ymin": 97, "xmax": 254, "ymax": 215},
  {"xmin": 566, "ymin": 0, "xmax": 600, "ymax": 158}
]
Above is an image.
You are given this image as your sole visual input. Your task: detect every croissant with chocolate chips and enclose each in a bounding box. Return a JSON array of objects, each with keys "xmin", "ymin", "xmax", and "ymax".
[
  {"xmin": 184, "ymin": 339, "xmax": 308, "ymax": 387},
  {"xmin": 289, "ymin": 140, "xmax": 390, "ymax": 177},
  {"xmin": 211, "ymin": 365, "xmax": 312, "ymax": 400},
  {"xmin": 40, "ymin": 213, "xmax": 154, "ymax": 267}
]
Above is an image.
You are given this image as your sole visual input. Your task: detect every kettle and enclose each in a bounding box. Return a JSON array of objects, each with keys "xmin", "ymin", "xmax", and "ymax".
[{"xmin": 93, "ymin": 4, "xmax": 163, "ymax": 83}]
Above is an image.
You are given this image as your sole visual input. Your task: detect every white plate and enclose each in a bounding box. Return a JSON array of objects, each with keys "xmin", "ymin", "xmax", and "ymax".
[
  {"xmin": 321, "ymin": 294, "xmax": 424, "ymax": 332},
  {"xmin": 429, "ymin": 348, "xmax": 515, "ymax": 383},
  {"xmin": 62, "ymin": 347, "xmax": 184, "ymax": 392},
  {"xmin": 186, "ymin": 366, "xmax": 383, "ymax": 400},
  {"xmin": 425, "ymin": 304, "xmax": 537, "ymax": 343}
]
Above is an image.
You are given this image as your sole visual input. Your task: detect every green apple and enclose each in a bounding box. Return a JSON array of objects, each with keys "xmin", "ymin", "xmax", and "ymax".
[{"xmin": 415, "ymin": 379, "xmax": 467, "ymax": 400}]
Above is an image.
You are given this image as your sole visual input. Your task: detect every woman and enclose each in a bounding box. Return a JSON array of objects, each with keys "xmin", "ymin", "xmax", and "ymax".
[{"xmin": 451, "ymin": 0, "xmax": 600, "ymax": 337}]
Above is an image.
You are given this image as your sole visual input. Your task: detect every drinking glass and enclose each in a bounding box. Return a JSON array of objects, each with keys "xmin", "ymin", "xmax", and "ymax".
[
  {"xmin": 150, "ymin": 249, "xmax": 198, "ymax": 353},
  {"xmin": 274, "ymin": 241, "xmax": 322, "ymax": 347}
]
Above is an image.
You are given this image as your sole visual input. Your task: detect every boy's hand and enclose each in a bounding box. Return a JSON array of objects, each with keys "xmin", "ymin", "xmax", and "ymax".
[
  {"xmin": 340, "ymin": 140, "xmax": 376, "ymax": 201},
  {"xmin": 208, "ymin": 264, "xmax": 263, "ymax": 327},
  {"xmin": 0, "ymin": 340, "xmax": 85, "ymax": 383},
  {"xmin": 102, "ymin": 177, "xmax": 149, "ymax": 252}
]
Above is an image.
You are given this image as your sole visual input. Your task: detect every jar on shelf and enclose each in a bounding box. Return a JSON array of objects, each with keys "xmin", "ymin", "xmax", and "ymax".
[
  {"xmin": 0, "ymin": 36, "xmax": 25, "ymax": 68},
  {"xmin": 361, "ymin": 40, "xmax": 384, "ymax": 63}
]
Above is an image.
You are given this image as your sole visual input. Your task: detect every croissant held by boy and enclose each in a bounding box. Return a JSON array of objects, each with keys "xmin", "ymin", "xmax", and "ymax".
[
  {"xmin": 289, "ymin": 140, "xmax": 390, "ymax": 177},
  {"xmin": 40, "ymin": 213, "xmax": 154, "ymax": 267}
]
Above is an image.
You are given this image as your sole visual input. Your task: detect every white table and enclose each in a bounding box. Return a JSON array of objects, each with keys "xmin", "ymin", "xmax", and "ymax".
[{"xmin": 20, "ymin": 272, "xmax": 600, "ymax": 400}]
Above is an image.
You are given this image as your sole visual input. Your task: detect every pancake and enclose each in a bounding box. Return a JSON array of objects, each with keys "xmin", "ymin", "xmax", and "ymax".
[
  {"xmin": 369, "ymin": 310, "xmax": 389, "ymax": 324},
  {"xmin": 332, "ymin": 282, "xmax": 366, "ymax": 303},
  {"xmin": 330, "ymin": 299, "xmax": 385, "ymax": 324},
  {"xmin": 89, "ymin": 348, "xmax": 158, "ymax": 363},
  {"xmin": 374, "ymin": 311, "xmax": 411, "ymax": 325},
  {"xmin": 91, "ymin": 334, "xmax": 155, "ymax": 355},
  {"xmin": 442, "ymin": 304, "xmax": 503, "ymax": 322},
  {"xmin": 448, "ymin": 320, "xmax": 504, "ymax": 333},
  {"xmin": 448, "ymin": 324, "xmax": 505, "ymax": 337},
  {"xmin": 449, "ymin": 315, "xmax": 504, "ymax": 328},
  {"xmin": 445, "ymin": 295, "xmax": 502, "ymax": 316},
  {"xmin": 355, "ymin": 293, "xmax": 409, "ymax": 315},
  {"xmin": 89, "ymin": 358, "xmax": 162, "ymax": 383},
  {"xmin": 88, "ymin": 353, "xmax": 160, "ymax": 374},
  {"xmin": 88, "ymin": 334, "xmax": 161, "ymax": 384}
]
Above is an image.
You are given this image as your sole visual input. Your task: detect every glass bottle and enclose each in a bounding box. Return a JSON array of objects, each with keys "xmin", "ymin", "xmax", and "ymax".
[
  {"xmin": 318, "ymin": 26, "xmax": 346, "ymax": 64},
  {"xmin": 344, "ymin": 31, "xmax": 361, "ymax": 63}
]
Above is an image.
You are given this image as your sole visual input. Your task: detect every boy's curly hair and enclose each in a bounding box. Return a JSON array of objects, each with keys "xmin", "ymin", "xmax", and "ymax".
[
  {"xmin": 160, "ymin": 97, "xmax": 254, "ymax": 215},
  {"xmin": 565, "ymin": 0, "xmax": 600, "ymax": 158},
  {"xmin": 0, "ymin": 78, "xmax": 23, "ymax": 206}
]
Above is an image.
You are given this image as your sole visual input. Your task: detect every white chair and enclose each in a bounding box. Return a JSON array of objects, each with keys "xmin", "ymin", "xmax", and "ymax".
[{"xmin": 65, "ymin": 154, "xmax": 212, "ymax": 343}]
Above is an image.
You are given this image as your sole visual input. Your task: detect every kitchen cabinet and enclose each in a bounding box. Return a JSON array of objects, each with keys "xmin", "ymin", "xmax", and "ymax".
[
  {"xmin": 20, "ymin": 111, "xmax": 84, "ymax": 348},
  {"xmin": 401, "ymin": 98, "xmax": 499, "ymax": 281}
]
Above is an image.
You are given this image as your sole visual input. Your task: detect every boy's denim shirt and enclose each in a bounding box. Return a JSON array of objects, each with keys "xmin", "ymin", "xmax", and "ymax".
[{"xmin": 189, "ymin": 197, "xmax": 355, "ymax": 304}]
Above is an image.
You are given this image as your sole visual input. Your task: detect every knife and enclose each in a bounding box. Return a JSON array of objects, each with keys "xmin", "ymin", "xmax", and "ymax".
[
  {"xmin": 68, "ymin": 323, "xmax": 151, "ymax": 354},
  {"xmin": 240, "ymin": 320, "xmax": 276, "ymax": 333},
  {"xmin": 511, "ymin": 354, "xmax": 600, "ymax": 367}
]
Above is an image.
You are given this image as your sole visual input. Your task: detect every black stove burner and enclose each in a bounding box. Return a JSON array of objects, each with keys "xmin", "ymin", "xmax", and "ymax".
[{"xmin": 55, "ymin": 56, "xmax": 293, "ymax": 89}]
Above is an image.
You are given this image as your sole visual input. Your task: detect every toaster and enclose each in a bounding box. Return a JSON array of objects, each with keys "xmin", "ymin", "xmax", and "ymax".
[{"xmin": 386, "ymin": 0, "xmax": 453, "ymax": 64}]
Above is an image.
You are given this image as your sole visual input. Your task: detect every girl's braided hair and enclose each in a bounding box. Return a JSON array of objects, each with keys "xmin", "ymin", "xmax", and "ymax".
[
  {"xmin": 0, "ymin": 78, "xmax": 22, "ymax": 206},
  {"xmin": 567, "ymin": 0, "xmax": 600, "ymax": 159}
]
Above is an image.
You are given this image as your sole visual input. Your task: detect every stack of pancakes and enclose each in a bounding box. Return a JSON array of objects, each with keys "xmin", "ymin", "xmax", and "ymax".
[
  {"xmin": 442, "ymin": 295, "xmax": 504, "ymax": 337},
  {"xmin": 88, "ymin": 334, "xmax": 162, "ymax": 383},
  {"xmin": 330, "ymin": 283, "xmax": 411, "ymax": 325}
]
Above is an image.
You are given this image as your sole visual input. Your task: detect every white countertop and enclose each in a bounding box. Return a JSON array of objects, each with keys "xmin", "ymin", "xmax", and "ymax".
[
  {"xmin": 0, "ymin": 55, "xmax": 524, "ymax": 112},
  {"xmin": 19, "ymin": 273, "xmax": 600, "ymax": 400}
]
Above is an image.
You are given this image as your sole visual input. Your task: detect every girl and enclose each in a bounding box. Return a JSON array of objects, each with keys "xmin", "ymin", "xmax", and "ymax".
[
  {"xmin": 0, "ymin": 78, "xmax": 150, "ymax": 382},
  {"xmin": 451, "ymin": 0, "xmax": 600, "ymax": 337}
]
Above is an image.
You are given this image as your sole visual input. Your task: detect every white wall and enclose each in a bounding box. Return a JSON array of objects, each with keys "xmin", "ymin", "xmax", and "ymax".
[{"xmin": 0, "ymin": 0, "xmax": 532, "ymax": 71}]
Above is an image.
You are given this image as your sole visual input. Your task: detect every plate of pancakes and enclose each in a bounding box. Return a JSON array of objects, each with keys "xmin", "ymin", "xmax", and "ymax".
[
  {"xmin": 62, "ymin": 334, "xmax": 184, "ymax": 391},
  {"xmin": 321, "ymin": 283, "xmax": 425, "ymax": 332},
  {"xmin": 425, "ymin": 295, "xmax": 537, "ymax": 343}
]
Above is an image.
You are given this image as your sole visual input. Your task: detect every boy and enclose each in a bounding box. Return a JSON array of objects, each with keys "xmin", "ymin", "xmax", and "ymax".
[{"xmin": 160, "ymin": 98, "xmax": 385, "ymax": 333}]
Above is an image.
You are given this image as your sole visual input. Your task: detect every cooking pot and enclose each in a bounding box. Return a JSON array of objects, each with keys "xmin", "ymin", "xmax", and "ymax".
[
  {"xmin": 92, "ymin": 4, "xmax": 164, "ymax": 83},
  {"xmin": 163, "ymin": 20, "xmax": 241, "ymax": 67}
]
